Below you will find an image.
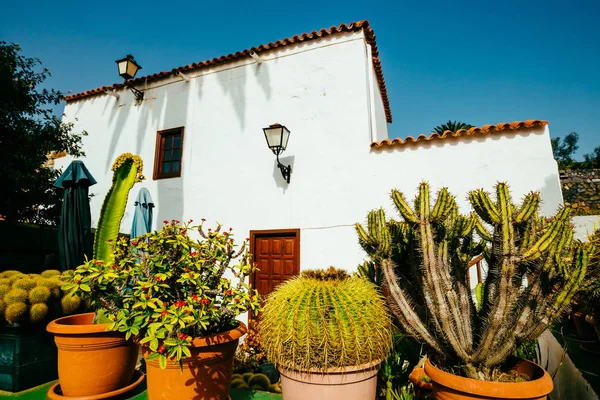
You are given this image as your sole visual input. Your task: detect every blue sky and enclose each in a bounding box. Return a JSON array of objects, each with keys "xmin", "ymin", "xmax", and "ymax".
[{"xmin": 2, "ymin": 0, "xmax": 599, "ymax": 159}]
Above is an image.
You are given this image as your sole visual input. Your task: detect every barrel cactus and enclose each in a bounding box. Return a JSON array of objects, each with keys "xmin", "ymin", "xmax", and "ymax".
[
  {"xmin": 93, "ymin": 152, "xmax": 144, "ymax": 264},
  {"xmin": 356, "ymin": 182, "xmax": 596, "ymax": 380},
  {"xmin": 259, "ymin": 267, "xmax": 392, "ymax": 372},
  {"xmin": 0, "ymin": 270, "xmax": 84, "ymax": 325}
]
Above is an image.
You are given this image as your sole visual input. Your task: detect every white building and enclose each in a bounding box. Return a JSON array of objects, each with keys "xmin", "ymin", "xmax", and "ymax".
[{"xmin": 56, "ymin": 20, "xmax": 563, "ymax": 298}]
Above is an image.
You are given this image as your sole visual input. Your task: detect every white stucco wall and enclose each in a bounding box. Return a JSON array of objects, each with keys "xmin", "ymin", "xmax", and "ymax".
[{"xmin": 57, "ymin": 31, "xmax": 563, "ymax": 274}]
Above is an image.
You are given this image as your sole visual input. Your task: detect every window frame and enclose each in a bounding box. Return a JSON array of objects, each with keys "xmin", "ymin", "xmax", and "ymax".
[{"xmin": 153, "ymin": 127, "xmax": 184, "ymax": 180}]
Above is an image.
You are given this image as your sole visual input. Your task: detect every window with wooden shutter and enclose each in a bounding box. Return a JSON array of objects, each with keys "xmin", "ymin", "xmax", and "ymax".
[{"xmin": 153, "ymin": 127, "xmax": 184, "ymax": 179}]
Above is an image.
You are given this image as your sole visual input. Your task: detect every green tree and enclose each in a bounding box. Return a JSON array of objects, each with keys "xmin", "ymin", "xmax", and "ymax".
[
  {"xmin": 583, "ymin": 146, "xmax": 600, "ymax": 167},
  {"xmin": 551, "ymin": 132, "xmax": 579, "ymax": 167},
  {"xmin": 433, "ymin": 120, "xmax": 474, "ymax": 134},
  {"xmin": 0, "ymin": 42, "xmax": 85, "ymax": 225}
]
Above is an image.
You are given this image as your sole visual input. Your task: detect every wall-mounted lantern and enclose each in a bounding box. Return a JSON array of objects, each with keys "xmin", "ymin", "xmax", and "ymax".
[
  {"xmin": 263, "ymin": 123, "xmax": 292, "ymax": 184},
  {"xmin": 115, "ymin": 54, "xmax": 144, "ymax": 101}
]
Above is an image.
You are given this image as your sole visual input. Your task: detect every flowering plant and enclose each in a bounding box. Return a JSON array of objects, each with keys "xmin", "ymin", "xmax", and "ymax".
[{"xmin": 63, "ymin": 220, "xmax": 261, "ymax": 369}]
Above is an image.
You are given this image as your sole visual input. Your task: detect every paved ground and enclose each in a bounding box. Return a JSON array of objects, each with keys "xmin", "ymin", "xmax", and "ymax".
[{"xmin": 0, "ymin": 380, "xmax": 282, "ymax": 400}]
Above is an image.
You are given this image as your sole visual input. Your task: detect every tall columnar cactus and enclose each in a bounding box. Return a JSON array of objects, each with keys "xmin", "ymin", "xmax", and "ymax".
[
  {"xmin": 93, "ymin": 153, "xmax": 144, "ymax": 264},
  {"xmin": 356, "ymin": 182, "xmax": 595, "ymax": 380},
  {"xmin": 259, "ymin": 267, "xmax": 392, "ymax": 372}
]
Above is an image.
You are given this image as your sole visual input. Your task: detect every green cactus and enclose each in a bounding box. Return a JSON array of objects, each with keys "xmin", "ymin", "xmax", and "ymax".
[
  {"xmin": 5, "ymin": 289, "xmax": 28, "ymax": 304},
  {"xmin": 250, "ymin": 385, "xmax": 264, "ymax": 391},
  {"xmin": 13, "ymin": 278, "xmax": 37, "ymax": 291},
  {"xmin": 247, "ymin": 374, "xmax": 271, "ymax": 390},
  {"xmin": 29, "ymin": 286, "xmax": 51, "ymax": 304},
  {"xmin": 231, "ymin": 379, "xmax": 248, "ymax": 389},
  {"xmin": 259, "ymin": 268, "xmax": 391, "ymax": 372},
  {"xmin": 357, "ymin": 260, "xmax": 383, "ymax": 286},
  {"xmin": 0, "ymin": 270, "xmax": 21, "ymax": 278},
  {"xmin": 61, "ymin": 295, "xmax": 82, "ymax": 315},
  {"xmin": 231, "ymin": 374, "xmax": 243, "ymax": 381},
  {"xmin": 29, "ymin": 303, "xmax": 49, "ymax": 322},
  {"xmin": 242, "ymin": 372, "xmax": 253, "ymax": 383},
  {"xmin": 267, "ymin": 384, "xmax": 282, "ymax": 393},
  {"xmin": 93, "ymin": 153, "xmax": 144, "ymax": 264},
  {"xmin": 356, "ymin": 182, "xmax": 595, "ymax": 380},
  {"xmin": 41, "ymin": 270, "xmax": 61, "ymax": 278},
  {"xmin": 0, "ymin": 270, "xmax": 85, "ymax": 325},
  {"xmin": 5, "ymin": 302, "xmax": 27, "ymax": 323}
]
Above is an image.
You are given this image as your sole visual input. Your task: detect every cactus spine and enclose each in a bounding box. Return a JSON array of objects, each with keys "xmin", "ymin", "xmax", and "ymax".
[
  {"xmin": 357, "ymin": 182, "xmax": 594, "ymax": 380},
  {"xmin": 93, "ymin": 153, "xmax": 144, "ymax": 264},
  {"xmin": 259, "ymin": 267, "xmax": 391, "ymax": 372}
]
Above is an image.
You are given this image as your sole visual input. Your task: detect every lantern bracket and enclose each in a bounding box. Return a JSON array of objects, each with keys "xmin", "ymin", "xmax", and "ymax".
[{"xmin": 127, "ymin": 85, "xmax": 144, "ymax": 102}]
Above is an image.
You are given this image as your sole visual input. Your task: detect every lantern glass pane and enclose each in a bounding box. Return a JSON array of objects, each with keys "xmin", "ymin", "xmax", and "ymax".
[
  {"xmin": 118, "ymin": 61, "xmax": 127, "ymax": 76},
  {"xmin": 126, "ymin": 61, "xmax": 138, "ymax": 79},
  {"xmin": 280, "ymin": 126, "xmax": 290, "ymax": 150},
  {"xmin": 265, "ymin": 127, "xmax": 282, "ymax": 149}
]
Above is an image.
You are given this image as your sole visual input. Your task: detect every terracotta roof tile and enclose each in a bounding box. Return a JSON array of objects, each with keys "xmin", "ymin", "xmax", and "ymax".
[
  {"xmin": 370, "ymin": 120, "xmax": 548, "ymax": 148},
  {"xmin": 64, "ymin": 21, "xmax": 392, "ymax": 123}
]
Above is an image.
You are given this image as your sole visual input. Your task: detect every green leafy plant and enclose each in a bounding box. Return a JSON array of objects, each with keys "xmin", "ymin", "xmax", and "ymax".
[
  {"xmin": 259, "ymin": 267, "xmax": 392, "ymax": 372},
  {"xmin": 0, "ymin": 269, "xmax": 83, "ymax": 325},
  {"xmin": 63, "ymin": 220, "xmax": 261, "ymax": 369},
  {"xmin": 356, "ymin": 182, "xmax": 595, "ymax": 380},
  {"xmin": 93, "ymin": 153, "xmax": 144, "ymax": 264}
]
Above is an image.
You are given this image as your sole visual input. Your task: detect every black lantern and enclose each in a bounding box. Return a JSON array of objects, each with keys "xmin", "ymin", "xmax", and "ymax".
[
  {"xmin": 263, "ymin": 123, "xmax": 292, "ymax": 183},
  {"xmin": 115, "ymin": 55, "xmax": 144, "ymax": 101}
]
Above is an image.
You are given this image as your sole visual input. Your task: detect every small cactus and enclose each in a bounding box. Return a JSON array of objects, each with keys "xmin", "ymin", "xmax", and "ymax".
[
  {"xmin": 250, "ymin": 385, "xmax": 264, "ymax": 391},
  {"xmin": 29, "ymin": 286, "xmax": 51, "ymax": 304},
  {"xmin": 247, "ymin": 374, "xmax": 271, "ymax": 390},
  {"xmin": 0, "ymin": 270, "xmax": 86, "ymax": 325},
  {"xmin": 30, "ymin": 303, "xmax": 49, "ymax": 322},
  {"xmin": 231, "ymin": 374, "xmax": 243, "ymax": 381},
  {"xmin": 41, "ymin": 270, "xmax": 61, "ymax": 278},
  {"xmin": 242, "ymin": 372, "xmax": 253, "ymax": 383},
  {"xmin": 267, "ymin": 384, "xmax": 282, "ymax": 393},
  {"xmin": 5, "ymin": 302, "xmax": 27, "ymax": 323},
  {"xmin": 61, "ymin": 295, "xmax": 81, "ymax": 315},
  {"xmin": 231, "ymin": 379, "xmax": 248, "ymax": 389},
  {"xmin": 5, "ymin": 289, "xmax": 28, "ymax": 304},
  {"xmin": 13, "ymin": 278, "xmax": 37, "ymax": 291}
]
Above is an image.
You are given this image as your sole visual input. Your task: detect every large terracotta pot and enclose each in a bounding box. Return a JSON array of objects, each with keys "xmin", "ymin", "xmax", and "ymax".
[
  {"xmin": 278, "ymin": 360, "xmax": 380, "ymax": 400},
  {"xmin": 424, "ymin": 358, "xmax": 553, "ymax": 400},
  {"xmin": 46, "ymin": 312, "xmax": 139, "ymax": 397},
  {"xmin": 143, "ymin": 321, "xmax": 246, "ymax": 400}
]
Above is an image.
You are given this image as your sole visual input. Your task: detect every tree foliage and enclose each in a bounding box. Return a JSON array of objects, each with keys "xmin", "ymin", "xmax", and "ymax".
[
  {"xmin": 551, "ymin": 132, "xmax": 600, "ymax": 169},
  {"xmin": 433, "ymin": 120, "xmax": 474, "ymax": 134},
  {"xmin": 0, "ymin": 42, "xmax": 85, "ymax": 225}
]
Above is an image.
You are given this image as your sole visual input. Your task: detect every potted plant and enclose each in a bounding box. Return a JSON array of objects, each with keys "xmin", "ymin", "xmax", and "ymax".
[
  {"xmin": 356, "ymin": 182, "xmax": 597, "ymax": 400},
  {"xmin": 66, "ymin": 219, "xmax": 261, "ymax": 399},
  {"xmin": 259, "ymin": 267, "xmax": 392, "ymax": 400},
  {"xmin": 46, "ymin": 152, "xmax": 145, "ymax": 398},
  {"xmin": 0, "ymin": 269, "xmax": 83, "ymax": 392}
]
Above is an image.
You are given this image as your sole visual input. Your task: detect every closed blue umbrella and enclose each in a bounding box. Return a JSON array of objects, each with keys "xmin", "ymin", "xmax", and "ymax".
[
  {"xmin": 131, "ymin": 188, "xmax": 154, "ymax": 238},
  {"xmin": 54, "ymin": 161, "xmax": 97, "ymax": 271}
]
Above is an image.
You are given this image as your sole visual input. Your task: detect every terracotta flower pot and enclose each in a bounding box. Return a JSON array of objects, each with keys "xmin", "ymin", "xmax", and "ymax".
[
  {"xmin": 424, "ymin": 358, "xmax": 553, "ymax": 400},
  {"xmin": 46, "ymin": 312, "xmax": 139, "ymax": 397},
  {"xmin": 143, "ymin": 321, "xmax": 246, "ymax": 400},
  {"xmin": 278, "ymin": 360, "xmax": 381, "ymax": 400},
  {"xmin": 409, "ymin": 367, "xmax": 433, "ymax": 398}
]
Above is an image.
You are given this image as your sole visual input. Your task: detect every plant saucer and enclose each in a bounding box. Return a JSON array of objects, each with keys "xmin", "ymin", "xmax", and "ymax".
[{"xmin": 47, "ymin": 370, "xmax": 145, "ymax": 400}]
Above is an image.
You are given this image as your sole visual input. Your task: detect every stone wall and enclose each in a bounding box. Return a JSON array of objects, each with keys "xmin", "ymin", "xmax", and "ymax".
[{"xmin": 560, "ymin": 169, "xmax": 600, "ymax": 215}]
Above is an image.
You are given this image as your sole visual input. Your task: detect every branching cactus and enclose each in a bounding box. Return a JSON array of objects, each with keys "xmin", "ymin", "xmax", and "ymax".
[
  {"xmin": 93, "ymin": 153, "xmax": 144, "ymax": 264},
  {"xmin": 356, "ymin": 182, "xmax": 595, "ymax": 380},
  {"xmin": 259, "ymin": 267, "xmax": 392, "ymax": 372}
]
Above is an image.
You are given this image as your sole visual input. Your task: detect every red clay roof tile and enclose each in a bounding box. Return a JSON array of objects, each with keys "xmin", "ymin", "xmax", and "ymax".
[
  {"xmin": 370, "ymin": 120, "xmax": 549, "ymax": 148},
  {"xmin": 64, "ymin": 21, "xmax": 392, "ymax": 123}
]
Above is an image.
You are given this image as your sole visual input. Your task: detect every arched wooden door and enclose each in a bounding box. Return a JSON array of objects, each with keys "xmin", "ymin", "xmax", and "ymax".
[{"xmin": 250, "ymin": 229, "xmax": 300, "ymax": 302}]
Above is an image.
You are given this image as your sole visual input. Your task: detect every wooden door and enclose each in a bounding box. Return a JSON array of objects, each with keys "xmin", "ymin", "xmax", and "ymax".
[{"xmin": 250, "ymin": 229, "xmax": 300, "ymax": 300}]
